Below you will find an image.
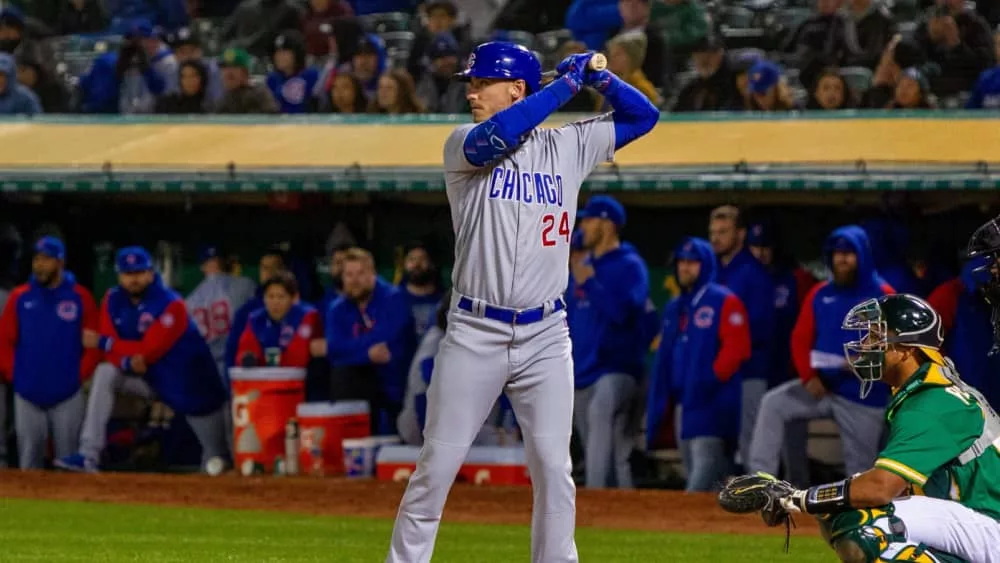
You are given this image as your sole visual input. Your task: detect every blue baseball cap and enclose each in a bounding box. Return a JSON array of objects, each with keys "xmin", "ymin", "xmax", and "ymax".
[
  {"xmin": 199, "ymin": 245, "xmax": 221, "ymax": 264},
  {"xmin": 828, "ymin": 237, "xmax": 855, "ymax": 253},
  {"xmin": 746, "ymin": 223, "xmax": 775, "ymax": 248},
  {"xmin": 748, "ymin": 59, "xmax": 782, "ymax": 95},
  {"xmin": 116, "ymin": 246, "xmax": 153, "ymax": 273},
  {"xmin": 428, "ymin": 32, "xmax": 459, "ymax": 59},
  {"xmin": 34, "ymin": 236, "xmax": 65, "ymax": 260},
  {"xmin": 578, "ymin": 195, "xmax": 626, "ymax": 227},
  {"xmin": 674, "ymin": 238, "xmax": 703, "ymax": 262}
]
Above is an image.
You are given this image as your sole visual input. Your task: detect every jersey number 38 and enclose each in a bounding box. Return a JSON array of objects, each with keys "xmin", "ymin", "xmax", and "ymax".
[{"xmin": 541, "ymin": 211, "xmax": 571, "ymax": 247}]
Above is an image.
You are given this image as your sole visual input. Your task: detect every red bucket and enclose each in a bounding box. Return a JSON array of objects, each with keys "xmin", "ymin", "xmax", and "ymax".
[{"xmin": 229, "ymin": 367, "xmax": 306, "ymax": 475}]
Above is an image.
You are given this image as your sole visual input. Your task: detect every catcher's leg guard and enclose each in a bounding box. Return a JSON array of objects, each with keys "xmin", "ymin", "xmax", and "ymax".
[{"xmin": 819, "ymin": 507, "xmax": 967, "ymax": 563}]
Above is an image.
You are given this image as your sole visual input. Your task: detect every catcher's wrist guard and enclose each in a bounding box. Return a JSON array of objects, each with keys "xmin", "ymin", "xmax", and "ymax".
[{"xmin": 799, "ymin": 479, "xmax": 853, "ymax": 514}]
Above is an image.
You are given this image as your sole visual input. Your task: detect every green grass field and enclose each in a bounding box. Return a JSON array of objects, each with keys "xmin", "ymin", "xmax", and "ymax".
[{"xmin": 1, "ymin": 498, "xmax": 835, "ymax": 562}]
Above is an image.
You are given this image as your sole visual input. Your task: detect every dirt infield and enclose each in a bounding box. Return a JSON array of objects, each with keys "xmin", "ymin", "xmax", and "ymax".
[{"xmin": 0, "ymin": 470, "xmax": 816, "ymax": 536}]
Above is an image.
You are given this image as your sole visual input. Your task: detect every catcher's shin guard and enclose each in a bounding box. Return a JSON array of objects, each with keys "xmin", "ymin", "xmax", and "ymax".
[{"xmin": 821, "ymin": 507, "xmax": 967, "ymax": 563}]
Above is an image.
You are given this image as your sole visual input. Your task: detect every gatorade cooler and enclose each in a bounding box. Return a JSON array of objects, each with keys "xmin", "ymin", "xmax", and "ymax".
[
  {"xmin": 457, "ymin": 447, "xmax": 530, "ymax": 486},
  {"xmin": 229, "ymin": 367, "xmax": 306, "ymax": 476},
  {"xmin": 296, "ymin": 401, "xmax": 371, "ymax": 476},
  {"xmin": 343, "ymin": 435, "xmax": 401, "ymax": 478}
]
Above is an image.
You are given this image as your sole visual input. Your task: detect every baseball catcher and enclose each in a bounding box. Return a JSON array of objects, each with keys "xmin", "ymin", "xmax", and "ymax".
[
  {"xmin": 966, "ymin": 215, "xmax": 1000, "ymax": 354},
  {"xmin": 719, "ymin": 294, "xmax": 1000, "ymax": 563}
]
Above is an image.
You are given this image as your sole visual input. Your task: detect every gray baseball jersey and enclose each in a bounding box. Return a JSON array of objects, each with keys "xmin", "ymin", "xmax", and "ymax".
[
  {"xmin": 443, "ymin": 114, "xmax": 616, "ymax": 309},
  {"xmin": 186, "ymin": 274, "xmax": 256, "ymax": 370}
]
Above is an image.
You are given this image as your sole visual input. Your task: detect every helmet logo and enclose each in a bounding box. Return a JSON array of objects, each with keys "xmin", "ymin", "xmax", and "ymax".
[{"xmin": 466, "ymin": 52, "xmax": 476, "ymax": 71}]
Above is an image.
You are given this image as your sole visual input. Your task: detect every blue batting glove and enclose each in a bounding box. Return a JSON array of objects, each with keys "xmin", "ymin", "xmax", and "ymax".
[
  {"xmin": 587, "ymin": 69, "xmax": 614, "ymax": 93},
  {"xmin": 556, "ymin": 53, "xmax": 594, "ymax": 79}
]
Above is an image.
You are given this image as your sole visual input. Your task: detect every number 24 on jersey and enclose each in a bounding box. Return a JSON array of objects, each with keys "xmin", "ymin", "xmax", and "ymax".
[{"xmin": 542, "ymin": 211, "xmax": 571, "ymax": 247}]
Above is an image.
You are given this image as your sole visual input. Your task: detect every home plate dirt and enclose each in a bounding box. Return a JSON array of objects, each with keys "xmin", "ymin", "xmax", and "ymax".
[{"xmin": 0, "ymin": 470, "xmax": 817, "ymax": 536}]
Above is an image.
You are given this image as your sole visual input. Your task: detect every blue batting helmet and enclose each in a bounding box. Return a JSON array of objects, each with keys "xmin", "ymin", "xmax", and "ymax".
[{"xmin": 454, "ymin": 41, "xmax": 542, "ymax": 94}]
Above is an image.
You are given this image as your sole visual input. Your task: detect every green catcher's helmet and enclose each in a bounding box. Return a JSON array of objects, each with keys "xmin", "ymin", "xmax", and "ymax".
[{"xmin": 842, "ymin": 294, "xmax": 944, "ymax": 398}]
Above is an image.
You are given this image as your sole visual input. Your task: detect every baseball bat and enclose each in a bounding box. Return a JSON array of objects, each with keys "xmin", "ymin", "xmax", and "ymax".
[{"xmin": 540, "ymin": 53, "xmax": 608, "ymax": 82}]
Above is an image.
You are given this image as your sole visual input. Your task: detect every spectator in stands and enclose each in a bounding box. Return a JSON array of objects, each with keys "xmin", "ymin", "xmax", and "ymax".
[
  {"xmin": 554, "ymin": 40, "xmax": 602, "ymax": 112},
  {"xmin": 56, "ymin": 0, "xmax": 109, "ymax": 35},
  {"xmin": 167, "ymin": 27, "xmax": 223, "ymax": 107},
  {"xmin": 748, "ymin": 225, "xmax": 893, "ymax": 484},
  {"xmin": 567, "ymin": 196, "xmax": 653, "ymax": 489},
  {"xmin": 236, "ymin": 272, "xmax": 320, "ymax": 369},
  {"xmin": 672, "ymin": 35, "xmax": 741, "ymax": 112},
  {"xmin": 155, "ymin": 60, "xmax": 211, "ymax": 113},
  {"xmin": 107, "ymin": 0, "xmax": 189, "ymax": 35},
  {"xmin": 0, "ymin": 53, "xmax": 41, "ymax": 115},
  {"xmin": 647, "ymin": 237, "xmax": 751, "ymax": 492},
  {"xmin": 225, "ymin": 247, "xmax": 288, "ymax": 369},
  {"xmin": 861, "ymin": 35, "xmax": 926, "ymax": 107},
  {"xmin": 415, "ymin": 32, "xmax": 468, "ymax": 113},
  {"xmin": 649, "ymin": 0, "xmax": 709, "ymax": 75},
  {"xmin": 312, "ymin": 17, "xmax": 364, "ymax": 99},
  {"xmin": 322, "ymin": 71, "xmax": 367, "ymax": 112},
  {"xmin": 599, "ymin": 30, "xmax": 662, "ymax": 109},
  {"xmin": 966, "ymin": 28, "xmax": 1000, "ymax": 108},
  {"xmin": 782, "ymin": 0, "xmax": 862, "ymax": 90},
  {"xmin": 806, "ymin": 66, "xmax": 857, "ymax": 109},
  {"xmin": 222, "ymin": 0, "xmax": 304, "ymax": 58},
  {"xmin": 58, "ymin": 246, "xmax": 229, "ymax": 474},
  {"xmin": 732, "ymin": 49, "xmax": 764, "ymax": 103},
  {"xmin": 16, "ymin": 55, "xmax": 68, "ymax": 113},
  {"xmin": 267, "ymin": 31, "xmax": 320, "ymax": 114},
  {"xmin": 885, "ymin": 66, "xmax": 937, "ymax": 108},
  {"xmin": 0, "ymin": 237, "xmax": 99, "ymax": 470},
  {"xmin": 78, "ymin": 51, "xmax": 121, "ymax": 113},
  {"xmin": 216, "ymin": 47, "xmax": 279, "ymax": 113},
  {"xmin": 744, "ymin": 59, "xmax": 798, "ymax": 111},
  {"xmin": 914, "ymin": 0, "xmax": 995, "ymax": 97},
  {"xmin": 398, "ymin": 240, "xmax": 444, "ymax": 340},
  {"xmin": 369, "ymin": 68, "xmax": 424, "ymax": 114},
  {"xmin": 117, "ymin": 21, "xmax": 179, "ymax": 114},
  {"xmin": 349, "ymin": 0, "xmax": 418, "ymax": 16},
  {"xmin": 302, "ymin": 0, "xmax": 354, "ymax": 57},
  {"xmin": 345, "ymin": 33, "xmax": 387, "ymax": 102},
  {"xmin": 928, "ymin": 255, "xmax": 1000, "ymax": 408},
  {"xmin": 0, "ymin": 7, "xmax": 52, "ymax": 64},
  {"xmin": 616, "ymin": 0, "xmax": 668, "ymax": 89},
  {"xmin": 407, "ymin": 1, "xmax": 470, "ymax": 84},
  {"xmin": 708, "ymin": 204, "xmax": 775, "ymax": 469},
  {"xmin": 845, "ymin": 0, "xmax": 896, "ymax": 69},
  {"xmin": 493, "ymin": 0, "xmax": 573, "ymax": 35},
  {"xmin": 321, "ymin": 247, "xmax": 416, "ymax": 435}
]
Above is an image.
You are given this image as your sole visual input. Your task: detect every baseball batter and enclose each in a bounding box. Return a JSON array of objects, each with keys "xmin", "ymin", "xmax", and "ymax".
[
  {"xmin": 719, "ymin": 294, "xmax": 1000, "ymax": 563},
  {"xmin": 385, "ymin": 43, "xmax": 658, "ymax": 563}
]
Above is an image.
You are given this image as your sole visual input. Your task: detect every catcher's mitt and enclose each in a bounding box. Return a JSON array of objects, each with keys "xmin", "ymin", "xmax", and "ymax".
[{"xmin": 718, "ymin": 473, "xmax": 799, "ymax": 551}]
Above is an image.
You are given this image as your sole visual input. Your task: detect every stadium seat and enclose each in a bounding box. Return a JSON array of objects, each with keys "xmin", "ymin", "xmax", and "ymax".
[
  {"xmin": 897, "ymin": 20, "xmax": 918, "ymax": 37},
  {"xmin": 534, "ymin": 29, "xmax": 574, "ymax": 54},
  {"xmin": 720, "ymin": 27, "xmax": 769, "ymax": 50},
  {"xmin": 359, "ymin": 12, "xmax": 413, "ymax": 33},
  {"xmin": 722, "ymin": 6, "xmax": 755, "ymax": 28},
  {"xmin": 728, "ymin": 47, "xmax": 766, "ymax": 64},
  {"xmin": 777, "ymin": 7, "xmax": 813, "ymax": 30},
  {"xmin": 380, "ymin": 31, "xmax": 416, "ymax": 53},
  {"xmin": 494, "ymin": 29, "xmax": 535, "ymax": 50},
  {"xmin": 841, "ymin": 66, "xmax": 874, "ymax": 95}
]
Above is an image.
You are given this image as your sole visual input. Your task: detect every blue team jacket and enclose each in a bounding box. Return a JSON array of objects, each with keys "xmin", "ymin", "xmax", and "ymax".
[
  {"xmin": 266, "ymin": 67, "xmax": 320, "ymax": 114},
  {"xmin": 1, "ymin": 272, "xmax": 99, "ymax": 408},
  {"xmin": 793, "ymin": 226, "xmax": 893, "ymax": 407},
  {"xmin": 567, "ymin": 242, "xmax": 653, "ymax": 388},
  {"xmin": 647, "ymin": 237, "xmax": 751, "ymax": 443},
  {"xmin": 967, "ymin": 67, "xmax": 1000, "ymax": 109},
  {"xmin": 101, "ymin": 274, "xmax": 226, "ymax": 415},
  {"xmin": 716, "ymin": 247, "xmax": 775, "ymax": 381},
  {"xmin": 325, "ymin": 278, "xmax": 416, "ymax": 404},
  {"xmin": 768, "ymin": 266, "xmax": 800, "ymax": 388}
]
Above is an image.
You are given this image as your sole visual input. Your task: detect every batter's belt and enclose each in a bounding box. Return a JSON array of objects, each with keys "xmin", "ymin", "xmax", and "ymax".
[{"xmin": 457, "ymin": 295, "xmax": 566, "ymax": 325}]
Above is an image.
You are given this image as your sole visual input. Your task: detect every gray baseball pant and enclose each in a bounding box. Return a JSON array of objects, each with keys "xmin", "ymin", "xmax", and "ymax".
[
  {"xmin": 573, "ymin": 372, "xmax": 636, "ymax": 489},
  {"xmin": 387, "ymin": 309, "xmax": 577, "ymax": 563},
  {"xmin": 674, "ymin": 406, "xmax": 732, "ymax": 492},
  {"xmin": 738, "ymin": 377, "xmax": 768, "ymax": 468},
  {"xmin": 748, "ymin": 379, "xmax": 885, "ymax": 478},
  {"xmin": 0, "ymin": 382, "xmax": 7, "ymax": 467},
  {"xmin": 14, "ymin": 391, "xmax": 85, "ymax": 469},
  {"xmin": 79, "ymin": 362, "xmax": 229, "ymax": 469}
]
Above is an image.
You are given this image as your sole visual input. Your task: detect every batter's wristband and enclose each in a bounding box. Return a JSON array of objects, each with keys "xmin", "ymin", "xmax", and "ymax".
[
  {"xmin": 99, "ymin": 336, "xmax": 114, "ymax": 352},
  {"xmin": 803, "ymin": 478, "xmax": 853, "ymax": 514}
]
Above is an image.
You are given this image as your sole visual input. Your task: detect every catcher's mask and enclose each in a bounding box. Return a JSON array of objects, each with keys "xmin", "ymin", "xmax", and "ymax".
[
  {"xmin": 842, "ymin": 295, "xmax": 943, "ymax": 398},
  {"xmin": 966, "ymin": 216, "xmax": 1000, "ymax": 352}
]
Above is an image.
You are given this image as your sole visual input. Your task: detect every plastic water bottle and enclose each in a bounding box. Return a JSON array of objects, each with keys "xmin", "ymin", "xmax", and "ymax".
[{"xmin": 285, "ymin": 418, "xmax": 300, "ymax": 476}]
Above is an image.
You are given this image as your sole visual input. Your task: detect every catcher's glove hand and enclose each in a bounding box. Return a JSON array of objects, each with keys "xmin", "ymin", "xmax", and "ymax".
[{"xmin": 718, "ymin": 472, "xmax": 799, "ymax": 527}]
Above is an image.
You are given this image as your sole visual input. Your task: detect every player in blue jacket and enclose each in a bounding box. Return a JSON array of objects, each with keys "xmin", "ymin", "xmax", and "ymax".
[
  {"xmin": 0, "ymin": 237, "xmax": 100, "ymax": 469},
  {"xmin": 323, "ymin": 247, "xmax": 416, "ymax": 435},
  {"xmin": 56, "ymin": 246, "xmax": 229, "ymax": 473},
  {"xmin": 647, "ymin": 237, "xmax": 752, "ymax": 492},
  {"xmin": 707, "ymin": 205, "xmax": 775, "ymax": 468},
  {"xmin": 566, "ymin": 195, "xmax": 653, "ymax": 489},
  {"xmin": 224, "ymin": 247, "xmax": 287, "ymax": 370}
]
